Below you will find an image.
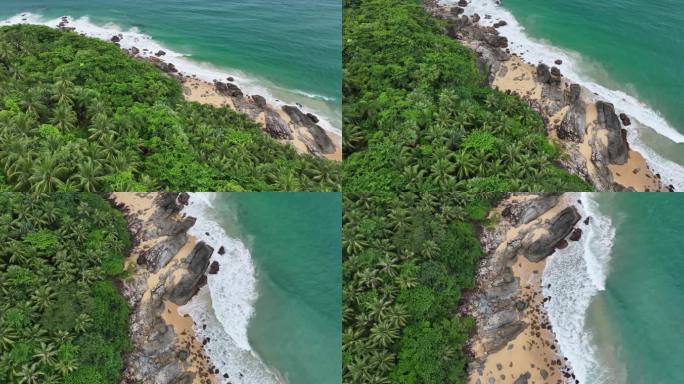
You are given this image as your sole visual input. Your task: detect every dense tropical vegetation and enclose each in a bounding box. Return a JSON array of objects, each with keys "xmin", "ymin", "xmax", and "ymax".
[
  {"xmin": 0, "ymin": 25, "xmax": 339, "ymax": 192},
  {"xmin": 0, "ymin": 193, "xmax": 131, "ymax": 383},
  {"xmin": 342, "ymin": 0, "xmax": 591, "ymax": 192},
  {"xmin": 343, "ymin": 192, "xmax": 495, "ymax": 383}
]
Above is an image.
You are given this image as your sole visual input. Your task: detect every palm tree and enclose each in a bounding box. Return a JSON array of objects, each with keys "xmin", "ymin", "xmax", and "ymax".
[
  {"xmin": 30, "ymin": 287, "xmax": 56, "ymax": 312},
  {"xmin": 13, "ymin": 363, "xmax": 44, "ymax": 384},
  {"xmin": 28, "ymin": 155, "xmax": 67, "ymax": 193},
  {"xmin": 71, "ymin": 159, "xmax": 103, "ymax": 192},
  {"xmin": 50, "ymin": 101, "xmax": 76, "ymax": 132},
  {"xmin": 74, "ymin": 313, "xmax": 92, "ymax": 334},
  {"xmin": 54, "ymin": 357, "xmax": 77, "ymax": 377},
  {"xmin": 369, "ymin": 320, "xmax": 398, "ymax": 348},
  {"xmin": 20, "ymin": 88, "xmax": 47, "ymax": 119},
  {"xmin": 32, "ymin": 342, "xmax": 57, "ymax": 367}
]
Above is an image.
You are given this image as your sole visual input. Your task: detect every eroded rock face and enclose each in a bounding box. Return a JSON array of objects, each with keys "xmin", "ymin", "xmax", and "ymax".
[
  {"xmin": 252, "ymin": 95, "xmax": 267, "ymax": 108},
  {"xmin": 282, "ymin": 105, "xmax": 335, "ymax": 154},
  {"xmin": 167, "ymin": 242, "xmax": 214, "ymax": 305},
  {"xmin": 214, "ymin": 81, "xmax": 244, "ymax": 98},
  {"xmin": 536, "ymin": 63, "xmax": 551, "ymax": 84},
  {"xmin": 557, "ymin": 84, "xmax": 586, "ymax": 143},
  {"xmin": 596, "ymin": 101, "xmax": 629, "ymax": 165},
  {"xmin": 264, "ymin": 112, "xmax": 293, "ymax": 140},
  {"xmin": 522, "ymin": 206, "xmax": 581, "ymax": 262},
  {"xmin": 501, "ymin": 194, "xmax": 560, "ymax": 226}
]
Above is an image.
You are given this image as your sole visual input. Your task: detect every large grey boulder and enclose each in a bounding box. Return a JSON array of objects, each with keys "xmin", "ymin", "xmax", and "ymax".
[
  {"xmin": 167, "ymin": 242, "xmax": 213, "ymax": 305},
  {"xmin": 596, "ymin": 101, "xmax": 628, "ymax": 165},
  {"xmin": 523, "ymin": 206, "xmax": 581, "ymax": 262}
]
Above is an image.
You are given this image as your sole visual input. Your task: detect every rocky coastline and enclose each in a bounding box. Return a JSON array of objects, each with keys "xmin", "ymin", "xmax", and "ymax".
[
  {"xmin": 464, "ymin": 194, "xmax": 585, "ymax": 384},
  {"xmin": 56, "ymin": 16, "xmax": 341, "ymax": 161},
  {"xmin": 423, "ymin": 1, "xmax": 671, "ymax": 192},
  {"xmin": 108, "ymin": 193, "xmax": 228, "ymax": 384}
]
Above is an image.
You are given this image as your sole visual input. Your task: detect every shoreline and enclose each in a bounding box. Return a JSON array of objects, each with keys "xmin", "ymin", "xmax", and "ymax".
[
  {"xmin": 111, "ymin": 193, "xmax": 218, "ymax": 384},
  {"xmin": 426, "ymin": 1, "xmax": 674, "ymax": 191},
  {"xmin": 1, "ymin": 13, "xmax": 341, "ymax": 161},
  {"xmin": 466, "ymin": 193, "xmax": 584, "ymax": 383}
]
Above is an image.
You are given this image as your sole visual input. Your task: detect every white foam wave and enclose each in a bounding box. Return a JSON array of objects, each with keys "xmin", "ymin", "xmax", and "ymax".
[
  {"xmin": 440, "ymin": 0, "xmax": 684, "ymax": 185},
  {"xmin": 542, "ymin": 193, "xmax": 615, "ymax": 384},
  {"xmin": 0, "ymin": 13, "xmax": 340, "ymax": 135},
  {"xmin": 178, "ymin": 193, "xmax": 280, "ymax": 384}
]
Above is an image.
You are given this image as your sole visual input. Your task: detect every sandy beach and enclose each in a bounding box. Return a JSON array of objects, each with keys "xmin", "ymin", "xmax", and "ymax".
[
  {"xmin": 112, "ymin": 192, "xmax": 218, "ymax": 384},
  {"xmin": 182, "ymin": 77, "xmax": 342, "ymax": 161},
  {"xmin": 490, "ymin": 54, "xmax": 664, "ymax": 192},
  {"xmin": 468, "ymin": 194, "xmax": 578, "ymax": 384}
]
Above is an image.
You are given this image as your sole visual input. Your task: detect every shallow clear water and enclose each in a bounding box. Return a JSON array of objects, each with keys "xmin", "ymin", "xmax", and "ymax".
[{"xmin": 213, "ymin": 193, "xmax": 342, "ymax": 384}]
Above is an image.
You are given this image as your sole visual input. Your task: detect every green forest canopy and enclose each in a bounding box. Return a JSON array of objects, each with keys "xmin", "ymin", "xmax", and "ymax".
[
  {"xmin": 0, "ymin": 193, "xmax": 131, "ymax": 384},
  {"xmin": 0, "ymin": 24, "xmax": 339, "ymax": 192},
  {"xmin": 342, "ymin": 0, "xmax": 591, "ymax": 192},
  {"xmin": 343, "ymin": 192, "xmax": 494, "ymax": 384}
]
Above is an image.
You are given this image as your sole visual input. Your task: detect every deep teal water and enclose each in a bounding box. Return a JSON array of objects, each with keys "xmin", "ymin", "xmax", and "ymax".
[
  {"xmin": 0, "ymin": 0, "xmax": 341, "ymax": 127},
  {"xmin": 214, "ymin": 193, "xmax": 342, "ymax": 384},
  {"xmin": 588, "ymin": 193, "xmax": 684, "ymax": 383}
]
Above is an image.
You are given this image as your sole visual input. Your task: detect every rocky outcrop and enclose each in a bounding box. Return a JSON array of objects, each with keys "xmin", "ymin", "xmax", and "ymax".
[
  {"xmin": 619, "ymin": 113, "xmax": 631, "ymax": 126},
  {"xmin": 264, "ymin": 112, "xmax": 294, "ymax": 140},
  {"xmin": 252, "ymin": 94, "xmax": 267, "ymax": 108},
  {"xmin": 536, "ymin": 63, "xmax": 551, "ymax": 84},
  {"xmin": 521, "ymin": 206, "xmax": 581, "ymax": 262},
  {"xmin": 557, "ymin": 84, "xmax": 585, "ymax": 142},
  {"xmin": 167, "ymin": 242, "xmax": 214, "ymax": 305},
  {"xmin": 112, "ymin": 194, "xmax": 216, "ymax": 384},
  {"xmin": 468, "ymin": 195, "xmax": 582, "ymax": 360},
  {"xmin": 282, "ymin": 105, "xmax": 336, "ymax": 154},
  {"xmin": 214, "ymin": 81, "xmax": 244, "ymax": 98},
  {"xmin": 596, "ymin": 101, "xmax": 629, "ymax": 165}
]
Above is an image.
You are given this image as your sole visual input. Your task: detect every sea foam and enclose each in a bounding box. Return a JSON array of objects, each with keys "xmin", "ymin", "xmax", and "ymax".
[
  {"xmin": 542, "ymin": 193, "xmax": 615, "ymax": 384},
  {"xmin": 178, "ymin": 193, "xmax": 280, "ymax": 384},
  {"xmin": 440, "ymin": 0, "xmax": 684, "ymax": 189},
  {"xmin": 0, "ymin": 13, "xmax": 340, "ymax": 135}
]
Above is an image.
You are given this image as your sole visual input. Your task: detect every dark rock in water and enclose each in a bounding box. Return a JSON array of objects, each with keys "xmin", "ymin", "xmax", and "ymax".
[
  {"xmin": 493, "ymin": 20, "xmax": 507, "ymax": 28},
  {"xmin": 584, "ymin": 216, "xmax": 591, "ymax": 225},
  {"xmin": 155, "ymin": 50, "xmax": 166, "ymax": 57},
  {"xmin": 596, "ymin": 101, "xmax": 629, "ymax": 165},
  {"xmin": 227, "ymin": 77, "xmax": 234, "ymax": 82},
  {"xmin": 524, "ymin": 206, "xmax": 581, "ymax": 262},
  {"xmin": 471, "ymin": 13, "xmax": 481, "ymax": 23},
  {"xmin": 130, "ymin": 46, "xmax": 140, "ymax": 56},
  {"xmin": 514, "ymin": 372, "xmax": 531, "ymax": 384},
  {"xmin": 252, "ymin": 94, "xmax": 267, "ymax": 108},
  {"xmin": 218, "ymin": 246, "xmax": 226, "ymax": 255},
  {"xmin": 166, "ymin": 242, "xmax": 214, "ymax": 305},
  {"xmin": 569, "ymin": 228, "xmax": 582, "ymax": 241},
  {"xmin": 208, "ymin": 261, "xmax": 220, "ymax": 274},
  {"xmin": 264, "ymin": 112, "xmax": 294, "ymax": 140},
  {"xmin": 111, "ymin": 35, "xmax": 121, "ymax": 43},
  {"xmin": 555, "ymin": 59, "xmax": 563, "ymax": 65},
  {"xmin": 619, "ymin": 113, "xmax": 631, "ymax": 126},
  {"xmin": 536, "ymin": 63, "xmax": 551, "ymax": 83},
  {"xmin": 178, "ymin": 192, "xmax": 190, "ymax": 206},
  {"xmin": 549, "ymin": 66, "xmax": 562, "ymax": 84},
  {"xmin": 668, "ymin": 184, "xmax": 675, "ymax": 192},
  {"xmin": 306, "ymin": 113, "xmax": 320, "ymax": 123},
  {"xmin": 458, "ymin": 0, "xmax": 468, "ymax": 6},
  {"xmin": 223, "ymin": 373, "xmax": 229, "ymax": 378},
  {"xmin": 214, "ymin": 81, "xmax": 244, "ymax": 98},
  {"xmin": 555, "ymin": 239, "xmax": 569, "ymax": 250}
]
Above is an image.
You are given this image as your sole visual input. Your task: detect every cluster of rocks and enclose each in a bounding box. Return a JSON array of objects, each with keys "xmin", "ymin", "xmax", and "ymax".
[
  {"xmin": 467, "ymin": 194, "xmax": 582, "ymax": 382},
  {"xmin": 56, "ymin": 16, "xmax": 75, "ymax": 32},
  {"xmin": 107, "ymin": 193, "xmax": 225, "ymax": 384}
]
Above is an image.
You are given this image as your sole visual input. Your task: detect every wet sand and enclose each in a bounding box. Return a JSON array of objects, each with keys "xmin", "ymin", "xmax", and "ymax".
[{"xmin": 182, "ymin": 77, "xmax": 342, "ymax": 161}]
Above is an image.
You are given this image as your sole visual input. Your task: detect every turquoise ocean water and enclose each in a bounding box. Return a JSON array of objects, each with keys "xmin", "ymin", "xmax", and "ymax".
[
  {"xmin": 213, "ymin": 193, "xmax": 341, "ymax": 384},
  {"xmin": 543, "ymin": 193, "xmax": 684, "ymax": 384},
  {"xmin": 0, "ymin": 1, "xmax": 341, "ymax": 131},
  {"xmin": 451, "ymin": 0, "xmax": 684, "ymax": 188}
]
